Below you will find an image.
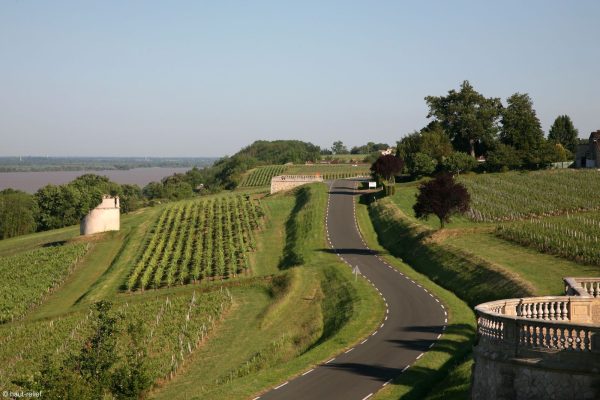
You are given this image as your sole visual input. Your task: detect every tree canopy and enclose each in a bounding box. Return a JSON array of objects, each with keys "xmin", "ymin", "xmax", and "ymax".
[
  {"xmin": 413, "ymin": 173, "xmax": 470, "ymax": 228},
  {"xmin": 500, "ymin": 93, "xmax": 544, "ymax": 153},
  {"xmin": 370, "ymin": 155, "xmax": 404, "ymax": 183},
  {"xmin": 548, "ymin": 115, "xmax": 579, "ymax": 153},
  {"xmin": 425, "ymin": 81, "xmax": 502, "ymax": 157}
]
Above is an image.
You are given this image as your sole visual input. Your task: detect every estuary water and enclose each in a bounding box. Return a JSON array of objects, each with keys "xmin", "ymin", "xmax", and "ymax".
[{"xmin": 0, "ymin": 167, "xmax": 192, "ymax": 193}]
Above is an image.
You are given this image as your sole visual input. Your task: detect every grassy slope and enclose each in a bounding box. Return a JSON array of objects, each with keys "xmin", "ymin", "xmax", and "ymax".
[
  {"xmin": 355, "ymin": 197, "xmax": 475, "ymax": 400},
  {"xmin": 391, "ymin": 182, "xmax": 599, "ymax": 296},
  {"xmin": 152, "ymin": 184, "xmax": 384, "ymax": 400},
  {"xmin": 370, "ymin": 177, "xmax": 600, "ymax": 399}
]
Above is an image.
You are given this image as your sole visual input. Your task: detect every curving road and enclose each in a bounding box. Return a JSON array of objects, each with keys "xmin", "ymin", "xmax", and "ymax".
[{"xmin": 258, "ymin": 179, "xmax": 447, "ymax": 400}]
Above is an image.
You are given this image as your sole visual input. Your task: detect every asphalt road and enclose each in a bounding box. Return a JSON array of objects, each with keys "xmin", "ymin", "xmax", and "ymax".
[{"xmin": 258, "ymin": 179, "xmax": 447, "ymax": 400}]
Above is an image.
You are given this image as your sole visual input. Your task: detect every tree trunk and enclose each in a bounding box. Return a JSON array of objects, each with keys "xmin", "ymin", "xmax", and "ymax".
[
  {"xmin": 469, "ymin": 139, "xmax": 476, "ymax": 158},
  {"xmin": 439, "ymin": 217, "xmax": 445, "ymax": 229}
]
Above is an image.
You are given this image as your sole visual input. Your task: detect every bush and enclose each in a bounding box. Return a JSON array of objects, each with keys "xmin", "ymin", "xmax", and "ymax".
[
  {"xmin": 442, "ymin": 152, "xmax": 478, "ymax": 175},
  {"xmin": 408, "ymin": 152, "xmax": 437, "ymax": 178}
]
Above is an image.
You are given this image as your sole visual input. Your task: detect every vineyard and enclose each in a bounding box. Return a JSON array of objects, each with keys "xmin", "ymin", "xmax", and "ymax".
[
  {"xmin": 0, "ymin": 243, "xmax": 89, "ymax": 323},
  {"xmin": 239, "ymin": 164, "xmax": 371, "ymax": 187},
  {"xmin": 127, "ymin": 195, "xmax": 263, "ymax": 291},
  {"xmin": 496, "ymin": 212, "xmax": 600, "ymax": 266},
  {"xmin": 460, "ymin": 170, "xmax": 600, "ymax": 222},
  {"xmin": 0, "ymin": 289, "xmax": 232, "ymax": 391}
]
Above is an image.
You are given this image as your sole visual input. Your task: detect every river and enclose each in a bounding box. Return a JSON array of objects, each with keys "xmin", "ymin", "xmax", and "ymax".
[{"xmin": 0, "ymin": 167, "xmax": 193, "ymax": 193}]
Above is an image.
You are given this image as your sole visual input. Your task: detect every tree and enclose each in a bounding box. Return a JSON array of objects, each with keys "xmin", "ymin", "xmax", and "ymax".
[
  {"xmin": 370, "ymin": 155, "xmax": 404, "ymax": 183},
  {"xmin": 485, "ymin": 143, "xmax": 522, "ymax": 172},
  {"xmin": 413, "ymin": 173, "xmax": 470, "ymax": 228},
  {"xmin": 548, "ymin": 115, "xmax": 579, "ymax": 153},
  {"xmin": 0, "ymin": 189, "xmax": 38, "ymax": 239},
  {"xmin": 442, "ymin": 152, "xmax": 478, "ymax": 175},
  {"xmin": 425, "ymin": 81, "xmax": 502, "ymax": 157},
  {"xmin": 407, "ymin": 152, "xmax": 436, "ymax": 178},
  {"xmin": 419, "ymin": 122, "xmax": 453, "ymax": 163},
  {"xmin": 331, "ymin": 141, "xmax": 349, "ymax": 154},
  {"xmin": 500, "ymin": 93, "xmax": 544, "ymax": 153}
]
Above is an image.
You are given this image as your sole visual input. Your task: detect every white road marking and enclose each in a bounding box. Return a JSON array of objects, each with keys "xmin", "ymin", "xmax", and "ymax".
[
  {"xmin": 445, "ymin": 318, "xmax": 448, "ymax": 323},
  {"xmin": 435, "ymin": 298, "xmax": 440, "ymax": 303},
  {"xmin": 402, "ymin": 365, "xmax": 410, "ymax": 372},
  {"xmin": 361, "ymin": 393, "xmax": 373, "ymax": 400},
  {"xmin": 252, "ymin": 397, "xmax": 261, "ymax": 400},
  {"xmin": 380, "ymin": 323, "xmax": 384, "ymax": 328},
  {"xmin": 345, "ymin": 348, "xmax": 354, "ymax": 354},
  {"xmin": 274, "ymin": 382, "xmax": 288, "ymax": 390},
  {"xmin": 416, "ymin": 353, "xmax": 423, "ymax": 360},
  {"xmin": 372, "ymin": 330, "xmax": 378, "ymax": 336},
  {"xmin": 383, "ymin": 379, "xmax": 392, "ymax": 387},
  {"xmin": 361, "ymin": 339, "xmax": 368, "ymax": 344},
  {"xmin": 302, "ymin": 369, "xmax": 314, "ymax": 376},
  {"xmin": 385, "ymin": 316, "xmax": 388, "ymax": 321},
  {"xmin": 326, "ymin": 358, "xmax": 336, "ymax": 364},
  {"xmin": 437, "ymin": 333, "xmax": 442, "ymax": 339}
]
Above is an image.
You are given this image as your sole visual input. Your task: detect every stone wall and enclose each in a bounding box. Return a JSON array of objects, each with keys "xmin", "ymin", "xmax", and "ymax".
[
  {"xmin": 80, "ymin": 196, "xmax": 120, "ymax": 235},
  {"xmin": 270, "ymin": 175, "xmax": 324, "ymax": 194},
  {"xmin": 471, "ymin": 348, "xmax": 599, "ymax": 400},
  {"xmin": 472, "ymin": 290, "xmax": 600, "ymax": 399}
]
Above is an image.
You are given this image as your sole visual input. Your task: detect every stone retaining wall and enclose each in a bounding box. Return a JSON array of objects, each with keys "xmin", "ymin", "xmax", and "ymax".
[{"xmin": 270, "ymin": 175, "xmax": 324, "ymax": 194}]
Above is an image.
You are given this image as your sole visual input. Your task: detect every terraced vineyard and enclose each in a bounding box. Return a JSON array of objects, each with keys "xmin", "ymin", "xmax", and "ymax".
[
  {"xmin": 240, "ymin": 164, "xmax": 371, "ymax": 187},
  {"xmin": 497, "ymin": 212, "xmax": 600, "ymax": 266},
  {"xmin": 127, "ymin": 195, "xmax": 263, "ymax": 291},
  {"xmin": 0, "ymin": 243, "xmax": 89, "ymax": 323},
  {"xmin": 0, "ymin": 289, "xmax": 232, "ymax": 391},
  {"xmin": 460, "ymin": 170, "xmax": 600, "ymax": 222}
]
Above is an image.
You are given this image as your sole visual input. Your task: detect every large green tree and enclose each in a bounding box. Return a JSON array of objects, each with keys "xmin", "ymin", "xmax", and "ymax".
[
  {"xmin": 500, "ymin": 93, "xmax": 544, "ymax": 153},
  {"xmin": 0, "ymin": 189, "xmax": 38, "ymax": 239},
  {"xmin": 331, "ymin": 141, "xmax": 349, "ymax": 154},
  {"xmin": 425, "ymin": 81, "xmax": 502, "ymax": 157},
  {"xmin": 548, "ymin": 115, "xmax": 579, "ymax": 153}
]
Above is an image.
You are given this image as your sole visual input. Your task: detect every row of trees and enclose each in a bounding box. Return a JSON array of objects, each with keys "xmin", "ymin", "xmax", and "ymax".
[{"xmin": 397, "ymin": 81, "xmax": 579, "ymax": 176}]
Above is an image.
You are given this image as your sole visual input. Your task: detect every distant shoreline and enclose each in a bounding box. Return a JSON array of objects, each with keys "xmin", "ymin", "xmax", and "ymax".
[{"xmin": 0, "ymin": 167, "xmax": 195, "ymax": 193}]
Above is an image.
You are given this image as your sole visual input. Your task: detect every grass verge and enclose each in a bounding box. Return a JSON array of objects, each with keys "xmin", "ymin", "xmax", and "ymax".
[{"xmin": 355, "ymin": 196, "xmax": 475, "ymax": 400}]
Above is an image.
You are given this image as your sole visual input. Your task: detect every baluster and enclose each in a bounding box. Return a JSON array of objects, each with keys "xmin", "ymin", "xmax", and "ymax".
[
  {"xmin": 559, "ymin": 327, "xmax": 566, "ymax": 349},
  {"xmin": 543, "ymin": 302, "xmax": 549, "ymax": 320},
  {"xmin": 531, "ymin": 325, "xmax": 538, "ymax": 346},
  {"xmin": 542, "ymin": 326, "xmax": 552, "ymax": 348},
  {"xmin": 583, "ymin": 330, "xmax": 591, "ymax": 351},
  {"xmin": 549, "ymin": 302, "xmax": 555, "ymax": 320},
  {"xmin": 557, "ymin": 302, "xmax": 564, "ymax": 320},
  {"xmin": 525, "ymin": 303, "xmax": 532, "ymax": 318},
  {"xmin": 531, "ymin": 303, "xmax": 538, "ymax": 319},
  {"xmin": 551, "ymin": 327, "xmax": 559, "ymax": 349},
  {"xmin": 562, "ymin": 302, "xmax": 569, "ymax": 320}
]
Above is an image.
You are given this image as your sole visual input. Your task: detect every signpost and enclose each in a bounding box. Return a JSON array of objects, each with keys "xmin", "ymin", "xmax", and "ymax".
[{"xmin": 368, "ymin": 181, "xmax": 377, "ymax": 189}]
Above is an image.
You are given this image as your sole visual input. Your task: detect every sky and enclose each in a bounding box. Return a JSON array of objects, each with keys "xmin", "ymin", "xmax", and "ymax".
[{"xmin": 1, "ymin": 1, "xmax": 599, "ymax": 157}]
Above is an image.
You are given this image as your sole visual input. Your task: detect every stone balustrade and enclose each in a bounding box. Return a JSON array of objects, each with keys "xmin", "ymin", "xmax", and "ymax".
[
  {"xmin": 565, "ymin": 276, "xmax": 600, "ymax": 297},
  {"xmin": 476, "ymin": 297, "xmax": 600, "ymax": 353},
  {"xmin": 472, "ymin": 286, "xmax": 600, "ymax": 399}
]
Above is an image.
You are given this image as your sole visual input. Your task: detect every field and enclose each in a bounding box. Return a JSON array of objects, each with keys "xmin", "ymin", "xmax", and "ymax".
[
  {"xmin": 239, "ymin": 164, "xmax": 371, "ymax": 187},
  {"xmin": 496, "ymin": 211, "xmax": 600, "ymax": 267},
  {"xmin": 127, "ymin": 195, "xmax": 263, "ymax": 290},
  {"xmin": 0, "ymin": 243, "xmax": 89, "ymax": 323},
  {"xmin": 459, "ymin": 169, "xmax": 600, "ymax": 222},
  {"xmin": 365, "ymin": 168, "xmax": 600, "ymax": 399},
  {"xmin": 0, "ymin": 289, "xmax": 232, "ymax": 392}
]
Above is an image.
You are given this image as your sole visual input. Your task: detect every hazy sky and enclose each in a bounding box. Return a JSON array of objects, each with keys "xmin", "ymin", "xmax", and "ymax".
[{"xmin": 1, "ymin": 1, "xmax": 599, "ymax": 157}]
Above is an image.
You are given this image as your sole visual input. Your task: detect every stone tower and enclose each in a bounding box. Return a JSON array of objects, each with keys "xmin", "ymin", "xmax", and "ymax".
[{"xmin": 80, "ymin": 195, "xmax": 120, "ymax": 235}]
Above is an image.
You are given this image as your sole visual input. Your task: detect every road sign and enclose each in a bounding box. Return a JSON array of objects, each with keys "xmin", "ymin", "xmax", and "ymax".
[{"xmin": 368, "ymin": 181, "xmax": 377, "ymax": 188}]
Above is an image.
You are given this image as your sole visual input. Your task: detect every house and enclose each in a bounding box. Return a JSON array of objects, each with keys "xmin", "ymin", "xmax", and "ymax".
[
  {"xmin": 575, "ymin": 130, "xmax": 600, "ymax": 168},
  {"xmin": 380, "ymin": 148, "xmax": 394, "ymax": 156}
]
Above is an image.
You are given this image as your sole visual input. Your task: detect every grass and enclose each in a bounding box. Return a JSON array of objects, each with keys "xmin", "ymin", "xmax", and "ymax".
[
  {"xmin": 444, "ymin": 233, "xmax": 599, "ymax": 295},
  {"xmin": 354, "ymin": 196, "xmax": 475, "ymax": 400},
  {"xmin": 151, "ymin": 184, "xmax": 384, "ymax": 399}
]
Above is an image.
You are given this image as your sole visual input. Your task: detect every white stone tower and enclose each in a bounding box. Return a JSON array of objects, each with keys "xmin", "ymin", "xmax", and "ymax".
[{"xmin": 80, "ymin": 195, "xmax": 120, "ymax": 235}]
